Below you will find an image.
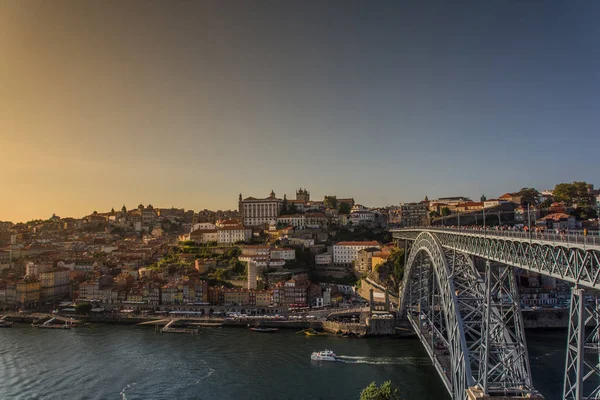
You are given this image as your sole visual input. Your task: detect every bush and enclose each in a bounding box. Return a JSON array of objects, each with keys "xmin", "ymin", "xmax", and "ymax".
[{"xmin": 360, "ymin": 381, "xmax": 401, "ymax": 400}]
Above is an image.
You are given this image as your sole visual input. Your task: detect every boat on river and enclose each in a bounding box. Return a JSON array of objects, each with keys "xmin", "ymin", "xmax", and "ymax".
[
  {"xmin": 249, "ymin": 327, "xmax": 279, "ymax": 333},
  {"xmin": 303, "ymin": 328, "xmax": 327, "ymax": 336},
  {"xmin": 311, "ymin": 350, "xmax": 338, "ymax": 361},
  {"xmin": 0, "ymin": 320, "xmax": 13, "ymax": 328}
]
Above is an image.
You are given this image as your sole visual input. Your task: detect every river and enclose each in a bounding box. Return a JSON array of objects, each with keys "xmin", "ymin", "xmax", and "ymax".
[{"xmin": 0, "ymin": 325, "xmax": 566, "ymax": 400}]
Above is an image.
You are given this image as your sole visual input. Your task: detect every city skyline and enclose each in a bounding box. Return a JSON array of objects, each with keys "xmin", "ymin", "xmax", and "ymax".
[{"xmin": 2, "ymin": 1, "xmax": 599, "ymax": 223}]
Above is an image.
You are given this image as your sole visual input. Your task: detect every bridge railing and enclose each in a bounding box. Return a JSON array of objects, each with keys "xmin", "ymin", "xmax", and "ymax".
[{"xmin": 394, "ymin": 226, "xmax": 600, "ymax": 248}]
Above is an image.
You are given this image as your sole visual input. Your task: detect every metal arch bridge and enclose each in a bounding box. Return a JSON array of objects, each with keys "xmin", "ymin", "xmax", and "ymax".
[{"xmin": 391, "ymin": 227, "xmax": 600, "ymax": 400}]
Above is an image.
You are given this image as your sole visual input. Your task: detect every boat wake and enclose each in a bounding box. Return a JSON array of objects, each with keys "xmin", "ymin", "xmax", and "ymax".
[
  {"xmin": 334, "ymin": 356, "xmax": 429, "ymax": 365},
  {"xmin": 120, "ymin": 382, "xmax": 137, "ymax": 400}
]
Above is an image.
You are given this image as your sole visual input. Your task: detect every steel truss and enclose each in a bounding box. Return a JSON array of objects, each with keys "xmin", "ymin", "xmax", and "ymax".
[
  {"xmin": 393, "ymin": 229, "xmax": 600, "ymax": 290},
  {"xmin": 399, "ymin": 232, "xmax": 536, "ymax": 400},
  {"xmin": 563, "ymin": 288, "xmax": 600, "ymax": 400}
]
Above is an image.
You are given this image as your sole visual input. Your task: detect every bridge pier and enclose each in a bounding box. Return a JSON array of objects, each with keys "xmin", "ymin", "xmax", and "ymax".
[
  {"xmin": 466, "ymin": 386, "xmax": 544, "ymax": 400},
  {"xmin": 563, "ymin": 287, "xmax": 600, "ymax": 400}
]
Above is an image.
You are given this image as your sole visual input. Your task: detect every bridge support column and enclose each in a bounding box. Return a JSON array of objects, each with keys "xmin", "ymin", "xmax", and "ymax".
[
  {"xmin": 480, "ymin": 261, "xmax": 533, "ymax": 396},
  {"xmin": 563, "ymin": 287, "xmax": 600, "ymax": 400}
]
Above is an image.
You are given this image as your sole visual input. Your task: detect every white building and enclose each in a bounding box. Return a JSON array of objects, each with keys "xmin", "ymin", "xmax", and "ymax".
[
  {"xmin": 191, "ymin": 222, "xmax": 216, "ymax": 232},
  {"xmin": 239, "ymin": 191, "xmax": 284, "ymax": 227},
  {"xmin": 315, "ymin": 253, "xmax": 333, "ymax": 266},
  {"xmin": 217, "ymin": 226, "xmax": 252, "ymax": 244},
  {"xmin": 333, "ymin": 241, "xmax": 381, "ymax": 265}
]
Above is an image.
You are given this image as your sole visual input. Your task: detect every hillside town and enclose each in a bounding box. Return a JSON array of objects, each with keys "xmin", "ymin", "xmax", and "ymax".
[{"xmin": 1, "ymin": 183, "xmax": 599, "ymax": 315}]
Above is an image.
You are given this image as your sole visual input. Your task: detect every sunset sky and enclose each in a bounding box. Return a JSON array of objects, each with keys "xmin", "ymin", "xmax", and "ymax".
[{"xmin": 1, "ymin": 1, "xmax": 599, "ymax": 223}]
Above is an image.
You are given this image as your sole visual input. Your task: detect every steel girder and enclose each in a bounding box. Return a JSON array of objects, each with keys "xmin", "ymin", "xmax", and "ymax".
[
  {"xmin": 563, "ymin": 288, "xmax": 600, "ymax": 400},
  {"xmin": 400, "ymin": 232, "xmax": 474, "ymax": 400},
  {"xmin": 481, "ymin": 262, "xmax": 533, "ymax": 396},
  {"xmin": 400, "ymin": 233, "xmax": 537, "ymax": 400},
  {"xmin": 393, "ymin": 230, "xmax": 600, "ymax": 291}
]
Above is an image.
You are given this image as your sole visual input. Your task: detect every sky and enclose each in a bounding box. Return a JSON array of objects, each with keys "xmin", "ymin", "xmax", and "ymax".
[{"xmin": 1, "ymin": 1, "xmax": 599, "ymax": 223}]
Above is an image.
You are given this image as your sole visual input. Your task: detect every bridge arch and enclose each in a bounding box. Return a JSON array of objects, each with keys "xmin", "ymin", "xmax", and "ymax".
[{"xmin": 400, "ymin": 232, "xmax": 475, "ymax": 400}]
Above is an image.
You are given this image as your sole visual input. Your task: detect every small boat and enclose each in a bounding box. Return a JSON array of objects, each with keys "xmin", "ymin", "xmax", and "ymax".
[
  {"xmin": 303, "ymin": 328, "xmax": 327, "ymax": 336},
  {"xmin": 249, "ymin": 327, "xmax": 279, "ymax": 333},
  {"xmin": 0, "ymin": 320, "xmax": 13, "ymax": 328},
  {"xmin": 311, "ymin": 350, "xmax": 338, "ymax": 361}
]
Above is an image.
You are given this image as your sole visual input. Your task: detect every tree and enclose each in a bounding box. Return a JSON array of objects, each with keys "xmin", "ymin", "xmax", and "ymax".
[
  {"xmin": 518, "ymin": 187, "xmax": 540, "ymax": 206},
  {"xmin": 282, "ymin": 194, "xmax": 288, "ymax": 214},
  {"xmin": 339, "ymin": 202, "xmax": 351, "ymax": 214},
  {"xmin": 324, "ymin": 196, "xmax": 338, "ymax": 210},
  {"xmin": 75, "ymin": 302, "xmax": 93, "ymax": 315},
  {"xmin": 360, "ymin": 381, "xmax": 401, "ymax": 400},
  {"xmin": 441, "ymin": 207, "xmax": 451, "ymax": 217},
  {"xmin": 111, "ymin": 207, "xmax": 115, "ymax": 214},
  {"xmin": 554, "ymin": 182, "xmax": 593, "ymax": 207},
  {"xmin": 539, "ymin": 198, "xmax": 553, "ymax": 210},
  {"xmin": 429, "ymin": 211, "xmax": 440, "ymax": 219}
]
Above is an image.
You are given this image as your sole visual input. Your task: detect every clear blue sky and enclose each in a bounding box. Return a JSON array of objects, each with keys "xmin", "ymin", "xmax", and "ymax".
[{"xmin": 1, "ymin": 1, "xmax": 598, "ymax": 221}]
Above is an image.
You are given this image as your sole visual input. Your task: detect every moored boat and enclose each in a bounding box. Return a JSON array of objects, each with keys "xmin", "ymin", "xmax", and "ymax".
[
  {"xmin": 0, "ymin": 320, "xmax": 13, "ymax": 328},
  {"xmin": 303, "ymin": 328, "xmax": 327, "ymax": 336},
  {"xmin": 249, "ymin": 327, "xmax": 279, "ymax": 333}
]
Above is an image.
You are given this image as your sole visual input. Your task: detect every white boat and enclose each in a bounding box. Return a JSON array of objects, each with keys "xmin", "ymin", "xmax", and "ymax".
[{"xmin": 311, "ymin": 350, "xmax": 338, "ymax": 361}]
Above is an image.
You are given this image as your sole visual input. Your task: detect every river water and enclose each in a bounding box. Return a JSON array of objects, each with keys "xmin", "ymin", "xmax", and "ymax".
[{"xmin": 0, "ymin": 324, "xmax": 566, "ymax": 400}]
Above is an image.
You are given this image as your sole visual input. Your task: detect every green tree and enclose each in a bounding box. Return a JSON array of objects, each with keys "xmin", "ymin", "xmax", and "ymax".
[
  {"xmin": 429, "ymin": 211, "xmax": 440, "ymax": 219},
  {"xmin": 441, "ymin": 207, "xmax": 451, "ymax": 217},
  {"xmin": 539, "ymin": 198, "xmax": 553, "ymax": 210},
  {"xmin": 554, "ymin": 182, "xmax": 593, "ymax": 207},
  {"xmin": 324, "ymin": 196, "xmax": 338, "ymax": 210},
  {"xmin": 339, "ymin": 202, "xmax": 351, "ymax": 214},
  {"xmin": 518, "ymin": 187, "xmax": 540, "ymax": 206},
  {"xmin": 75, "ymin": 302, "xmax": 93, "ymax": 315},
  {"xmin": 360, "ymin": 381, "xmax": 401, "ymax": 400}
]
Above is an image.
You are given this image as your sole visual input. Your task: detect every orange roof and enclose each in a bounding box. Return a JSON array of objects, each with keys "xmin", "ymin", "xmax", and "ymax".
[{"xmin": 539, "ymin": 213, "xmax": 571, "ymax": 221}]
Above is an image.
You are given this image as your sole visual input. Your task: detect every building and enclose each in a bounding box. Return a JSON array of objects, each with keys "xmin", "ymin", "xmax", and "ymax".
[
  {"xmin": 247, "ymin": 260, "xmax": 258, "ymax": 290},
  {"xmin": 372, "ymin": 250, "xmax": 391, "ymax": 271},
  {"xmin": 333, "ymin": 241, "xmax": 381, "ymax": 265},
  {"xmin": 454, "ymin": 202, "xmax": 484, "ymax": 212},
  {"xmin": 514, "ymin": 205, "xmax": 540, "ymax": 224},
  {"xmin": 315, "ymin": 253, "xmax": 332, "ymax": 266},
  {"xmin": 217, "ymin": 225, "xmax": 252, "ymax": 244},
  {"xmin": 270, "ymin": 248, "xmax": 295, "ymax": 261},
  {"xmin": 239, "ymin": 191, "xmax": 284, "ymax": 227},
  {"xmin": 398, "ymin": 202, "xmax": 429, "ymax": 227},
  {"xmin": 39, "ymin": 268, "xmax": 71, "ymax": 302},
  {"xmin": 536, "ymin": 213, "xmax": 579, "ymax": 230},
  {"xmin": 283, "ymin": 279, "xmax": 308, "ymax": 307},
  {"xmin": 296, "ymin": 188, "xmax": 310, "ymax": 202},
  {"xmin": 355, "ymin": 248, "xmax": 379, "ymax": 274}
]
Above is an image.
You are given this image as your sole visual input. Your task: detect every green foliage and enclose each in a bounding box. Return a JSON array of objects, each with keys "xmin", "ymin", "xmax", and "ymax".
[
  {"xmin": 517, "ymin": 187, "xmax": 540, "ymax": 206},
  {"xmin": 429, "ymin": 211, "xmax": 440, "ymax": 219},
  {"xmin": 75, "ymin": 302, "xmax": 93, "ymax": 315},
  {"xmin": 554, "ymin": 182, "xmax": 593, "ymax": 206},
  {"xmin": 539, "ymin": 198, "xmax": 553, "ymax": 210},
  {"xmin": 388, "ymin": 248, "xmax": 405, "ymax": 283},
  {"xmin": 324, "ymin": 196, "xmax": 338, "ymax": 210},
  {"xmin": 440, "ymin": 207, "xmax": 451, "ymax": 217},
  {"xmin": 360, "ymin": 381, "xmax": 401, "ymax": 400},
  {"xmin": 230, "ymin": 259, "xmax": 246, "ymax": 274},
  {"xmin": 339, "ymin": 202, "xmax": 351, "ymax": 214}
]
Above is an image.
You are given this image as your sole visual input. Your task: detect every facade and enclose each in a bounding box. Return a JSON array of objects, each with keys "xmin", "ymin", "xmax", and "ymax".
[
  {"xmin": 39, "ymin": 268, "xmax": 71, "ymax": 301},
  {"xmin": 333, "ymin": 241, "xmax": 381, "ymax": 265},
  {"xmin": 270, "ymin": 248, "xmax": 295, "ymax": 260},
  {"xmin": 355, "ymin": 248, "xmax": 379, "ymax": 274},
  {"xmin": 239, "ymin": 191, "xmax": 284, "ymax": 226},
  {"xmin": 217, "ymin": 226, "xmax": 252, "ymax": 244},
  {"xmin": 283, "ymin": 279, "xmax": 308, "ymax": 307},
  {"xmin": 454, "ymin": 202, "xmax": 484, "ymax": 212},
  {"xmin": 398, "ymin": 202, "xmax": 429, "ymax": 227},
  {"xmin": 247, "ymin": 260, "xmax": 257, "ymax": 290},
  {"xmin": 296, "ymin": 188, "xmax": 310, "ymax": 202}
]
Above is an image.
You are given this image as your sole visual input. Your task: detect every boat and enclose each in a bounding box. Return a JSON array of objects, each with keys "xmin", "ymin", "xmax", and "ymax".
[
  {"xmin": 303, "ymin": 328, "xmax": 327, "ymax": 336},
  {"xmin": 311, "ymin": 350, "xmax": 338, "ymax": 361},
  {"xmin": 249, "ymin": 327, "xmax": 279, "ymax": 333},
  {"xmin": 0, "ymin": 320, "xmax": 13, "ymax": 328}
]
